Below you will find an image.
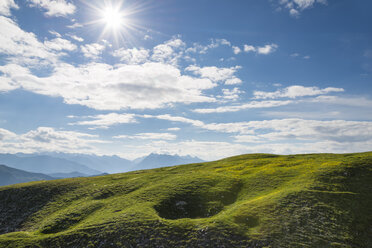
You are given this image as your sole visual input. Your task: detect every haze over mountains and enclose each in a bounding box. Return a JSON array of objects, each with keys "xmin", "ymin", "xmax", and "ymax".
[
  {"xmin": 0, "ymin": 153, "xmax": 204, "ymax": 185},
  {"xmin": 0, "ymin": 164, "xmax": 54, "ymax": 186}
]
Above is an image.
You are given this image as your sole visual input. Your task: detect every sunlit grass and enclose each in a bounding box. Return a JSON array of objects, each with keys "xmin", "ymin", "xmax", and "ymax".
[{"xmin": 0, "ymin": 152, "xmax": 371, "ymax": 247}]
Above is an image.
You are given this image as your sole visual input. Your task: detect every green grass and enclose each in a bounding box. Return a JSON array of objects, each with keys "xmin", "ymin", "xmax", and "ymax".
[{"xmin": 0, "ymin": 152, "xmax": 371, "ymax": 247}]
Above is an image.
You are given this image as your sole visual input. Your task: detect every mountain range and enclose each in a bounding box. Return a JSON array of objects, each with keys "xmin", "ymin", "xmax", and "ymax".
[
  {"xmin": 0, "ymin": 164, "xmax": 54, "ymax": 186},
  {"xmin": 0, "ymin": 153, "xmax": 204, "ymax": 184},
  {"xmin": 0, "ymin": 154, "xmax": 101, "ymax": 175}
]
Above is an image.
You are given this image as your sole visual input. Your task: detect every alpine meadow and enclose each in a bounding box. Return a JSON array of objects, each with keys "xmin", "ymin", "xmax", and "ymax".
[{"xmin": 0, "ymin": 0, "xmax": 372, "ymax": 247}]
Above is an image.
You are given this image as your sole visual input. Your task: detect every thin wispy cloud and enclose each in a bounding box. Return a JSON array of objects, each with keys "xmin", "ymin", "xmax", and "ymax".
[{"xmin": 28, "ymin": 0, "xmax": 76, "ymax": 17}]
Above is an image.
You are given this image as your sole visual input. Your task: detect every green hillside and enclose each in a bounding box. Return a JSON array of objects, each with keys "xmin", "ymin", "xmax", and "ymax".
[{"xmin": 0, "ymin": 152, "xmax": 371, "ymax": 247}]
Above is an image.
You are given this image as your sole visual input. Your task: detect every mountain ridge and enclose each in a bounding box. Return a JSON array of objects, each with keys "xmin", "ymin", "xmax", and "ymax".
[
  {"xmin": 0, "ymin": 164, "xmax": 54, "ymax": 186},
  {"xmin": 0, "ymin": 152, "xmax": 204, "ymax": 175},
  {"xmin": 0, "ymin": 154, "xmax": 101, "ymax": 175}
]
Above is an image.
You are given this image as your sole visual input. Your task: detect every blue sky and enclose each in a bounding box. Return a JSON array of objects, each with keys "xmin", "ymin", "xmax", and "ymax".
[{"xmin": 0, "ymin": 0, "xmax": 371, "ymax": 160}]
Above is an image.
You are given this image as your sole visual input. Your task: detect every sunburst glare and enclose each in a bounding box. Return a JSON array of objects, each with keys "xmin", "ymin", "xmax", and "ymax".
[
  {"xmin": 101, "ymin": 6, "xmax": 124, "ymax": 30},
  {"xmin": 82, "ymin": 0, "xmax": 150, "ymax": 46}
]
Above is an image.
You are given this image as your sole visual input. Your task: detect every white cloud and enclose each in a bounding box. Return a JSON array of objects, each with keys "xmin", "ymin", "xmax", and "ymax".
[
  {"xmin": 186, "ymin": 39, "xmax": 231, "ymax": 54},
  {"xmin": 69, "ymin": 113, "xmax": 137, "ymax": 129},
  {"xmin": 185, "ymin": 65, "xmax": 242, "ymax": 85},
  {"xmin": 151, "ymin": 38, "xmax": 185, "ymax": 65},
  {"xmin": 310, "ymin": 95, "xmax": 372, "ymax": 107},
  {"xmin": 143, "ymin": 34, "xmax": 152, "ymax": 40},
  {"xmin": 289, "ymin": 8, "xmax": 300, "ymax": 17},
  {"xmin": 114, "ymin": 132, "xmax": 177, "ymax": 141},
  {"xmin": 67, "ymin": 34, "xmax": 84, "ymax": 42},
  {"xmin": 66, "ymin": 22, "xmax": 83, "ymax": 29},
  {"xmin": 232, "ymin": 46, "xmax": 241, "ymax": 54},
  {"xmin": 0, "ymin": 0, "xmax": 18, "ymax": 16},
  {"xmin": 81, "ymin": 43, "xmax": 105, "ymax": 59},
  {"xmin": 118, "ymin": 118, "xmax": 372, "ymax": 159},
  {"xmin": 28, "ymin": 0, "xmax": 76, "ymax": 17},
  {"xmin": 0, "ymin": 127, "xmax": 105, "ymax": 154},
  {"xmin": 0, "ymin": 16, "xmax": 58, "ymax": 65},
  {"xmin": 218, "ymin": 87, "xmax": 244, "ymax": 101},
  {"xmin": 140, "ymin": 114, "xmax": 372, "ymax": 159},
  {"xmin": 142, "ymin": 114, "xmax": 259, "ymax": 134},
  {"xmin": 278, "ymin": 0, "xmax": 328, "ymax": 17},
  {"xmin": 167, "ymin": 127, "xmax": 181, "ymax": 131},
  {"xmin": 233, "ymin": 119, "xmax": 372, "ymax": 144},
  {"xmin": 244, "ymin": 45, "xmax": 256, "ymax": 53},
  {"xmin": 254, "ymin": 85, "xmax": 344, "ymax": 99},
  {"xmin": 0, "ymin": 62, "xmax": 216, "ymax": 110},
  {"xmin": 44, "ymin": 38, "xmax": 77, "ymax": 51},
  {"xmin": 225, "ymin": 78, "xmax": 242, "ymax": 85},
  {"xmin": 291, "ymin": 53, "xmax": 310, "ymax": 59},
  {"xmin": 257, "ymin": 44, "xmax": 278, "ymax": 55},
  {"xmin": 113, "ymin": 48, "xmax": 150, "ymax": 64},
  {"xmin": 243, "ymin": 43, "xmax": 278, "ymax": 55},
  {"xmin": 143, "ymin": 114, "xmax": 205, "ymax": 128},
  {"xmin": 193, "ymin": 100, "xmax": 293, "ymax": 113},
  {"xmin": 0, "ymin": 128, "xmax": 17, "ymax": 140},
  {"xmin": 49, "ymin": 30, "xmax": 61, "ymax": 38}
]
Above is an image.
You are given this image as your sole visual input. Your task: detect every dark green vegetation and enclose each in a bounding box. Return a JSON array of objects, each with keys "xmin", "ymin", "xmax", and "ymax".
[
  {"xmin": 0, "ymin": 152, "xmax": 371, "ymax": 247},
  {"xmin": 0, "ymin": 165, "xmax": 54, "ymax": 186}
]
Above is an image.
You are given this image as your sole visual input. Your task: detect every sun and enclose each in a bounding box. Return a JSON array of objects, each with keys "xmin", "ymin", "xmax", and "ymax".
[
  {"xmin": 101, "ymin": 6, "xmax": 124, "ymax": 30},
  {"xmin": 83, "ymin": 0, "xmax": 149, "ymax": 45}
]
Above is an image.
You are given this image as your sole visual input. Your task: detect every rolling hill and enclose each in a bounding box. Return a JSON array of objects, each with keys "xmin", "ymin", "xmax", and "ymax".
[
  {"xmin": 132, "ymin": 153, "xmax": 204, "ymax": 171},
  {"xmin": 0, "ymin": 152, "xmax": 371, "ymax": 247},
  {"xmin": 0, "ymin": 165, "xmax": 54, "ymax": 186}
]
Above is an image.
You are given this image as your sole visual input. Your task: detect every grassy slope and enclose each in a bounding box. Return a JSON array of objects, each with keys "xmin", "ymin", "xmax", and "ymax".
[{"xmin": 0, "ymin": 152, "xmax": 371, "ymax": 248}]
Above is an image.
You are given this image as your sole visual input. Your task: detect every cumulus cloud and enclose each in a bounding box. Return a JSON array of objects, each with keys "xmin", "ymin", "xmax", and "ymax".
[
  {"xmin": 0, "ymin": 127, "xmax": 105, "ymax": 154},
  {"xmin": 67, "ymin": 34, "xmax": 84, "ymax": 42},
  {"xmin": 0, "ymin": 62, "xmax": 216, "ymax": 110},
  {"xmin": 186, "ymin": 39, "xmax": 231, "ymax": 54},
  {"xmin": 151, "ymin": 38, "xmax": 185, "ymax": 65},
  {"xmin": 69, "ymin": 113, "xmax": 137, "ymax": 129},
  {"xmin": 113, "ymin": 48, "xmax": 150, "ymax": 64},
  {"xmin": 28, "ymin": 0, "xmax": 76, "ymax": 17},
  {"xmin": 185, "ymin": 65, "xmax": 242, "ymax": 85},
  {"xmin": 0, "ymin": 0, "xmax": 18, "ymax": 16},
  {"xmin": 253, "ymin": 85, "xmax": 344, "ymax": 99},
  {"xmin": 44, "ymin": 37, "xmax": 77, "ymax": 51},
  {"xmin": 232, "ymin": 46, "xmax": 241, "ymax": 54},
  {"xmin": 243, "ymin": 43, "xmax": 278, "ymax": 55},
  {"xmin": 81, "ymin": 43, "xmax": 106, "ymax": 59},
  {"xmin": 278, "ymin": 0, "xmax": 328, "ymax": 17},
  {"xmin": 0, "ymin": 16, "xmax": 58, "ymax": 65},
  {"xmin": 218, "ymin": 87, "xmax": 244, "ymax": 101},
  {"xmin": 114, "ymin": 132, "xmax": 177, "ymax": 141}
]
